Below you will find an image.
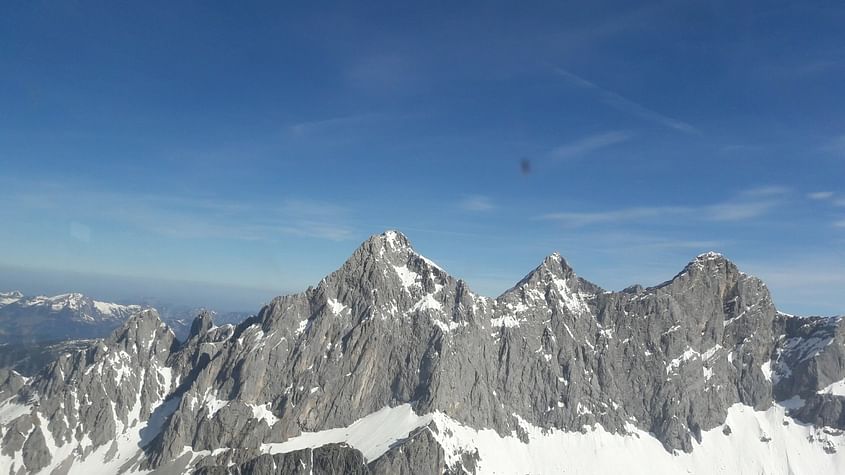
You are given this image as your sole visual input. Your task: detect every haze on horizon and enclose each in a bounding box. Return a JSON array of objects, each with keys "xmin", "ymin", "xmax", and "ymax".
[{"xmin": 1, "ymin": 1, "xmax": 844, "ymax": 315}]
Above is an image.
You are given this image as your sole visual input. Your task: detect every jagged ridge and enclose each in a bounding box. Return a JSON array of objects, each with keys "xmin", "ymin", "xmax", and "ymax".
[{"xmin": 1, "ymin": 231, "xmax": 844, "ymax": 474}]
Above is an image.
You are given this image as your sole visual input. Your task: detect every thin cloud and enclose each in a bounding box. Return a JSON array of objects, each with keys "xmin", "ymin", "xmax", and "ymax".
[
  {"xmin": 459, "ymin": 195, "xmax": 495, "ymax": 212},
  {"xmin": 540, "ymin": 206, "xmax": 689, "ymax": 227},
  {"xmin": 549, "ymin": 131, "xmax": 634, "ymax": 160},
  {"xmin": 7, "ymin": 185, "xmax": 356, "ymax": 242},
  {"xmin": 554, "ymin": 67, "xmax": 699, "ymax": 134},
  {"xmin": 822, "ymin": 135, "xmax": 845, "ymax": 154},
  {"xmin": 739, "ymin": 186, "xmax": 791, "ymax": 198},
  {"xmin": 705, "ymin": 201, "xmax": 777, "ymax": 221},
  {"xmin": 538, "ymin": 190, "xmax": 785, "ymax": 228},
  {"xmin": 287, "ymin": 113, "xmax": 384, "ymax": 136},
  {"xmin": 806, "ymin": 191, "xmax": 845, "ymax": 207},
  {"xmin": 808, "ymin": 191, "xmax": 835, "ymax": 200}
]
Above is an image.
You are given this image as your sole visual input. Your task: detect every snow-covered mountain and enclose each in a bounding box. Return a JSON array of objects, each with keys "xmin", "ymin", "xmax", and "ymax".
[
  {"xmin": 0, "ymin": 292, "xmax": 251, "ymax": 346},
  {"xmin": 1, "ymin": 230, "xmax": 844, "ymax": 474},
  {"xmin": 0, "ymin": 291, "xmax": 145, "ymax": 343}
]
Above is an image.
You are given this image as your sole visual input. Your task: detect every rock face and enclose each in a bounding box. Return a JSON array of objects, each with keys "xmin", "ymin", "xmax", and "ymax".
[{"xmin": 1, "ymin": 231, "xmax": 844, "ymax": 474}]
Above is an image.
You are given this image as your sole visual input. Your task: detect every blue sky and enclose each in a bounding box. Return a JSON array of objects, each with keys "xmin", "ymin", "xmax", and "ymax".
[{"xmin": 1, "ymin": 1, "xmax": 844, "ymax": 314}]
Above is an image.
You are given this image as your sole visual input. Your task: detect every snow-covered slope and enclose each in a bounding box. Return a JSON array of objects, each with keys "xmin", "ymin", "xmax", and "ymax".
[{"xmin": 241, "ymin": 402, "xmax": 845, "ymax": 474}]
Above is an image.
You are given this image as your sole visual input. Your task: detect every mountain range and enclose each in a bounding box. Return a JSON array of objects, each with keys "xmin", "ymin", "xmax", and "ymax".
[
  {"xmin": 0, "ymin": 230, "xmax": 843, "ymax": 474},
  {"xmin": 0, "ymin": 292, "xmax": 250, "ymax": 376},
  {"xmin": 0, "ymin": 291, "xmax": 145, "ymax": 344}
]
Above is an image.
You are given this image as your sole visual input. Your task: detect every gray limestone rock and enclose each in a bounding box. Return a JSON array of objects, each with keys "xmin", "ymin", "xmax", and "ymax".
[
  {"xmin": 368, "ymin": 425, "xmax": 448, "ymax": 475},
  {"xmin": 21, "ymin": 425, "xmax": 50, "ymax": 473},
  {"xmin": 194, "ymin": 444, "xmax": 368, "ymax": 475}
]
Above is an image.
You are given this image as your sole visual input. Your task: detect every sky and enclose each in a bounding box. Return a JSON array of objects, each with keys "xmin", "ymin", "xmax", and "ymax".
[{"xmin": 1, "ymin": 1, "xmax": 844, "ymax": 314}]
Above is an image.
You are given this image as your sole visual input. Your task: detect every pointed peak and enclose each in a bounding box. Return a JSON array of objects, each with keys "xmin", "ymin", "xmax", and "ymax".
[
  {"xmin": 188, "ymin": 310, "xmax": 214, "ymax": 339},
  {"xmin": 356, "ymin": 230, "xmax": 413, "ymax": 255},
  {"xmin": 657, "ymin": 251, "xmax": 741, "ymax": 289},
  {"xmin": 372, "ymin": 230, "xmax": 422, "ymax": 257},
  {"xmin": 538, "ymin": 252, "xmax": 575, "ymax": 275},
  {"xmin": 108, "ymin": 308, "xmax": 162, "ymax": 340},
  {"xmin": 506, "ymin": 252, "xmax": 577, "ymax": 294},
  {"xmin": 324, "ymin": 230, "xmax": 451, "ymax": 295},
  {"xmin": 381, "ymin": 229, "xmax": 411, "ymax": 248},
  {"xmin": 543, "ymin": 251, "xmax": 562, "ymax": 262},
  {"xmin": 354, "ymin": 230, "xmax": 440, "ymax": 269},
  {"xmin": 696, "ymin": 251, "xmax": 725, "ymax": 261},
  {"xmin": 687, "ymin": 251, "xmax": 735, "ymax": 271}
]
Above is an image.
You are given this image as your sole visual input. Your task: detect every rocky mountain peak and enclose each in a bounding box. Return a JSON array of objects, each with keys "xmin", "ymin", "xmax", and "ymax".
[
  {"xmin": 538, "ymin": 252, "xmax": 574, "ymax": 276},
  {"xmin": 351, "ymin": 230, "xmax": 429, "ymax": 267},
  {"xmin": 188, "ymin": 310, "xmax": 215, "ymax": 340},
  {"xmin": 690, "ymin": 250, "xmax": 732, "ymax": 270},
  {"xmin": 656, "ymin": 251, "xmax": 742, "ymax": 291},
  {"xmin": 360, "ymin": 229, "xmax": 410, "ymax": 252},
  {"xmin": 505, "ymin": 252, "xmax": 601, "ymax": 300},
  {"xmin": 328, "ymin": 230, "xmax": 448, "ymax": 290},
  {"xmin": 107, "ymin": 309, "xmax": 175, "ymax": 357}
]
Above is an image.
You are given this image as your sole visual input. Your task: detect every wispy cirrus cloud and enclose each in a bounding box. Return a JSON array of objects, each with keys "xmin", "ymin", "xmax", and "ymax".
[
  {"xmin": 808, "ymin": 191, "xmax": 835, "ymax": 200},
  {"xmin": 540, "ymin": 206, "xmax": 685, "ymax": 227},
  {"xmin": 287, "ymin": 113, "xmax": 385, "ymax": 136},
  {"xmin": 5, "ymin": 182, "xmax": 356, "ymax": 242},
  {"xmin": 538, "ymin": 187, "xmax": 789, "ymax": 228},
  {"xmin": 549, "ymin": 131, "xmax": 634, "ymax": 160},
  {"xmin": 554, "ymin": 67, "xmax": 699, "ymax": 134},
  {"xmin": 740, "ymin": 186, "xmax": 791, "ymax": 198},
  {"xmin": 458, "ymin": 195, "xmax": 495, "ymax": 212},
  {"xmin": 804, "ymin": 190, "xmax": 845, "ymax": 227}
]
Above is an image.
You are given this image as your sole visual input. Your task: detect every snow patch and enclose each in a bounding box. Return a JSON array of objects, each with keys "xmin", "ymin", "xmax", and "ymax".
[
  {"xmin": 262, "ymin": 404, "xmax": 431, "ymax": 462},
  {"xmin": 393, "ymin": 265, "xmax": 419, "ymax": 289},
  {"xmin": 666, "ymin": 348, "xmax": 700, "ymax": 375},
  {"xmin": 410, "ymin": 294, "xmax": 442, "ymax": 313},
  {"xmin": 326, "ymin": 298, "xmax": 347, "ymax": 315},
  {"xmin": 249, "ymin": 403, "xmax": 279, "ymax": 426},
  {"xmin": 491, "ymin": 315, "xmax": 522, "ymax": 328},
  {"xmin": 761, "ymin": 361, "xmax": 773, "ymax": 382},
  {"xmin": 818, "ymin": 378, "xmax": 845, "ymax": 396}
]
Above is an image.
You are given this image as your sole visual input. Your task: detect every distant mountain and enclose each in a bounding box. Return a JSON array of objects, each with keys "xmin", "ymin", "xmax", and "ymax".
[
  {"xmin": 0, "ymin": 291, "xmax": 145, "ymax": 343},
  {"xmin": 0, "ymin": 292, "xmax": 251, "ymax": 375},
  {"xmin": 1, "ymin": 231, "xmax": 844, "ymax": 474}
]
